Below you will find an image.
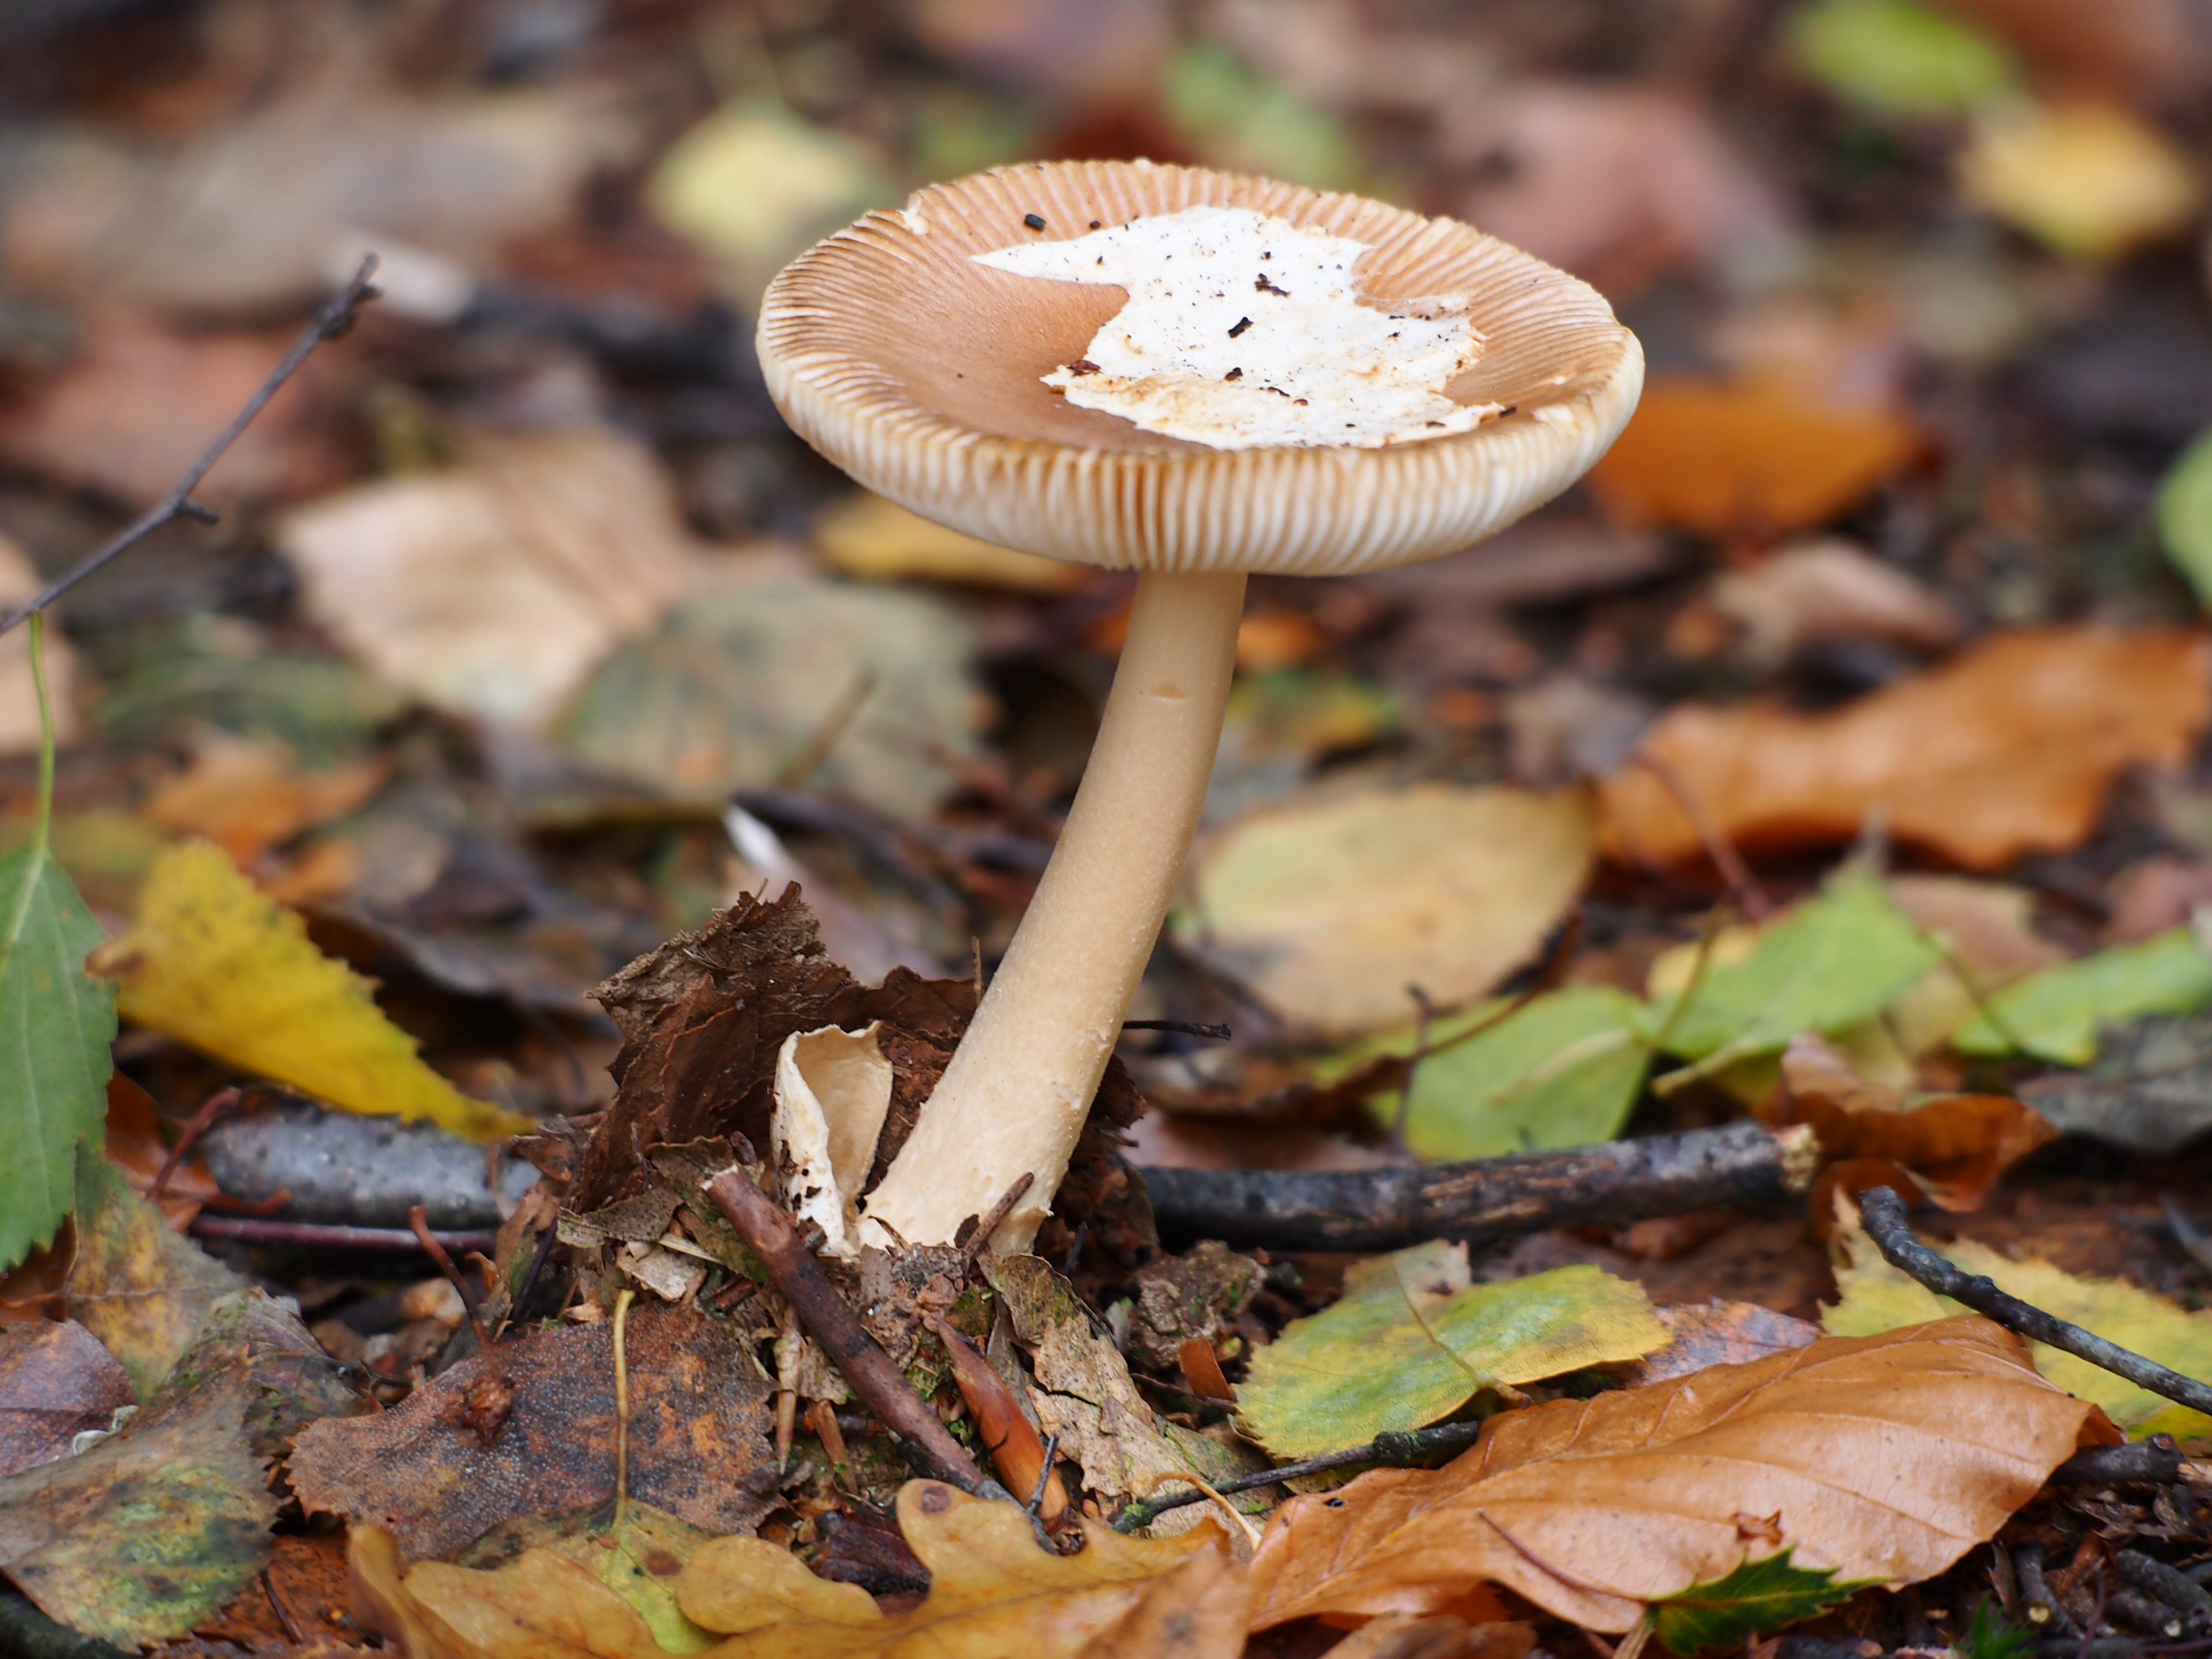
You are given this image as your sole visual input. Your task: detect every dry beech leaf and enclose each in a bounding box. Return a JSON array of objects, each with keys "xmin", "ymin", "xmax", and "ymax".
[
  {"xmin": 102, "ymin": 1073, "xmax": 217, "ymax": 1232},
  {"xmin": 144, "ymin": 733, "xmax": 387, "ymax": 869},
  {"xmin": 89, "ymin": 841, "xmax": 530, "ymax": 1143},
  {"xmin": 1601, "ymin": 628, "xmax": 2211, "ymax": 871},
  {"xmin": 1246, "ymin": 1316, "xmax": 2104, "ymax": 1633},
  {"xmin": 815, "ymin": 492, "xmax": 1090, "ymax": 594},
  {"xmin": 1764, "ymin": 1034, "xmax": 2056, "ymax": 1209},
  {"xmin": 1585, "ymin": 378, "xmax": 1918, "ymax": 539},
  {"xmin": 1178, "ymin": 784, "xmax": 1594, "ymax": 1037},
  {"xmin": 352, "ymin": 1480, "xmax": 1238, "ymax": 1659},
  {"xmin": 1627, "ymin": 1302, "xmax": 1820, "ymax": 1388}
]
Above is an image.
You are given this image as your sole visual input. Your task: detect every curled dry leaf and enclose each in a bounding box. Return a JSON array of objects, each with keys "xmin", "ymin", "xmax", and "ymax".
[
  {"xmin": 1764, "ymin": 1034, "xmax": 2056, "ymax": 1209},
  {"xmin": 1246, "ymin": 1316, "xmax": 2105, "ymax": 1632},
  {"xmin": 352, "ymin": 1479, "xmax": 1239, "ymax": 1659},
  {"xmin": 1601, "ymin": 627, "xmax": 2212, "ymax": 871}
]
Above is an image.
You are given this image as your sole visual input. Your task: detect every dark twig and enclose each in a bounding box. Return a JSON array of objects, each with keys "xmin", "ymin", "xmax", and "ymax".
[
  {"xmin": 703, "ymin": 1166, "xmax": 987, "ymax": 1493},
  {"xmin": 188, "ymin": 1216, "xmax": 495, "ymax": 1252},
  {"xmin": 497, "ymin": 1215, "xmax": 564, "ymax": 1341},
  {"xmin": 1862, "ymin": 1188, "xmax": 2212, "ymax": 1419},
  {"xmin": 2162, "ymin": 1196, "xmax": 2212, "ymax": 1281},
  {"xmin": 2050, "ymin": 1438, "xmax": 2185, "ymax": 1486},
  {"xmin": 260, "ymin": 1572, "xmax": 306, "ymax": 1646},
  {"xmin": 1121, "ymin": 1020, "xmax": 1233, "ymax": 1041},
  {"xmin": 961, "ymin": 1173, "xmax": 1034, "ymax": 1264},
  {"xmin": 1113, "ymin": 1417, "xmax": 1488, "ymax": 1531},
  {"xmin": 1027, "ymin": 1432, "xmax": 1061, "ymax": 1517},
  {"xmin": 0, "ymin": 257, "xmax": 382, "ymax": 637},
  {"xmin": 147, "ymin": 1087, "xmax": 238, "ymax": 1204},
  {"xmin": 1142, "ymin": 1120, "xmax": 1818, "ymax": 1252},
  {"xmin": 1631, "ymin": 752, "xmax": 1774, "ymax": 920},
  {"xmin": 408, "ymin": 1204, "xmax": 491, "ymax": 1350}
]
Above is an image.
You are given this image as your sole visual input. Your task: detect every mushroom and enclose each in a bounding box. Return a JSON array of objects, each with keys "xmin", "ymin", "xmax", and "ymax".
[{"xmin": 757, "ymin": 160, "xmax": 1643, "ymax": 1253}]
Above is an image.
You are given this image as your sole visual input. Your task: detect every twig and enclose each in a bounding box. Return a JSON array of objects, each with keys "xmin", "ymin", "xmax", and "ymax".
[
  {"xmin": 2051, "ymin": 1438, "xmax": 2185, "ymax": 1486},
  {"xmin": 702, "ymin": 1166, "xmax": 987, "ymax": 1493},
  {"xmin": 1141, "ymin": 1120, "xmax": 1818, "ymax": 1252},
  {"xmin": 260, "ymin": 1571, "xmax": 305, "ymax": 1646},
  {"xmin": 1631, "ymin": 752, "xmax": 1773, "ymax": 920},
  {"xmin": 408, "ymin": 1204, "xmax": 492, "ymax": 1350},
  {"xmin": 1861, "ymin": 1188, "xmax": 2212, "ymax": 1419},
  {"xmin": 1121, "ymin": 1020, "xmax": 1233, "ymax": 1041},
  {"xmin": 0, "ymin": 257, "xmax": 382, "ymax": 637},
  {"xmin": 147, "ymin": 1087, "xmax": 238, "ymax": 1203},
  {"xmin": 2162, "ymin": 1196, "xmax": 2212, "ymax": 1281},
  {"xmin": 961, "ymin": 1173, "xmax": 1034, "ymax": 1264},
  {"xmin": 498, "ymin": 1215, "xmax": 563, "ymax": 1341},
  {"xmin": 188, "ymin": 1216, "xmax": 495, "ymax": 1252},
  {"xmin": 1026, "ymin": 1432, "xmax": 1060, "ymax": 1517},
  {"xmin": 1113, "ymin": 1418, "xmax": 1489, "ymax": 1531}
]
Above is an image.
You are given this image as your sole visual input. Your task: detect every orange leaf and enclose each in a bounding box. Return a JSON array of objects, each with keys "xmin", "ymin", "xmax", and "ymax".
[
  {"xmin": 1586, "ymin": 378, "xmax": 1918, "ymax": 538},
  {"xmin": 926, "ymin": 1314, "xmax": 1069, "ymax": 1526},
  {"xmin": 1246, "ymin": 1316, "xmax": 2104, "ymax": 1633},
  {"xmin": 1600, "ymin": 627, "xmax": 2211, "ymax": 870}
]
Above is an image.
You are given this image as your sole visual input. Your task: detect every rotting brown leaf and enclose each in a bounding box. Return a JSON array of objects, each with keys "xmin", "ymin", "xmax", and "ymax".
[
  {"xmin": 1246, "ymin": 1316, "xmax": 2110, "ymax": 1632},
  {"xmin": 1626, "ymin": 1301, "xmax": 1820, "ymax": 1388},
  {"xmin": 1600, "ymin": 627, "xmax": 2212, "ymax": 871},
  {"xmin": 0, "ymin": 1319, "xmax": 134, "ymax": 1479},
  {"xmin": 293, "ymin": 1302, "xmax": 777, "ymax": 1562}
]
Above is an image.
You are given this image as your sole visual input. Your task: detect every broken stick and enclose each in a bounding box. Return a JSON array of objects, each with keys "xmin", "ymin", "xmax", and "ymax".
[
  {"xmin": 1860, "ymin": 1186, "xmax": 2212, "ymax": 1419},
  {"xmin": 702, "ymin": 1165, "xmax": 989, "ymax": 1494},
  {"xmin": 1140, "ymin": 1119, "xmax": 1818, "ymax": 1252}
]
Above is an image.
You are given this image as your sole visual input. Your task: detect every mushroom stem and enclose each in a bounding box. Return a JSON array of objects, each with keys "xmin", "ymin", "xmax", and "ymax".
[{"xmin": 862, "ymin": 567, "xmax": 1249, "ymax": 1252}]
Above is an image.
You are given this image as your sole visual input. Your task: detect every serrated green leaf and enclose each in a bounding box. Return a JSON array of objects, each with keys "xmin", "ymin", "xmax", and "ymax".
[
  {"xmin": 1654, "ymin": 871, "xmax": 1941, "ymax": 1076},
  {"xmin": 1237, "ymin": 1248, "xmax": 1666, "ymax": 1458},
  {"xmin": 1786, "ymin": 0, "xmax": 2017, "ymax": 118},
  {"xmin": 1651, "ymin": 1549, "xmax": 1870, "ymax": 1653},
  {"xmin": 1952, "ymin": 926, "xmax": 2212, "ymax": 1064},
  {"xmin": 0, "ymin": 843, "xmax": 116, "ymax": 1272},
  {"xmin": 2158, "ymin": 426, "xmax": 2212, "ymax": 610},
  {"xmin": 1340, "ymin": 986, "xmax": 1650, "ymax": 1160}
]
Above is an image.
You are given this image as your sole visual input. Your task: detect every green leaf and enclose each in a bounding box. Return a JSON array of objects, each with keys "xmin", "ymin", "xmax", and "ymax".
[
  {"xmin": 1952, "ymin": 926, "xmax": 2212, "ymax": 1064},
  {"xmin": 1963, "ymin": 1599, "xmax": 2037, "ymax": 1659},
  {"xmin": 1650, "ymin": 1549, "xmax": 1870, "ymax": 1654},
  {"xmin": 1163, "ymin": 43, "xmax": 1363, "ymax": 192},
  {"xmin": 2157, "ymin": 425, "xmax": 2212, "ymax": 610},
  {"xmin": 1342, "ymin": 986, "xmax": 1650, "ymax": 1160},
  {"xmin": 1653, "ymin": 871, "xmax": 1941, "ymax": 1075},
  {"xmin": 1236, "ymin": 1247, "xmax": 1666, "ymax": 1458},
  {"xmin": 1786, "ymin": 0, "xmax": 2018, "ymax": 117}
]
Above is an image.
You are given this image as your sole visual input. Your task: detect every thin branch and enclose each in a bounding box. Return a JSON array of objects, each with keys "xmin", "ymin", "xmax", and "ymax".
[
  {"xmin": 1860, "ymin": 1187, "xmax": 2212, "ymax": 1419},
  {"xmin": 188, "ymin": 1216, "xmax": 494, "ymax": 1252},
  {"xmin": 1112, "ymin": 1416, "xmax": 1489, "ymax": 1531},
  {"xmin": 0, "ymin": 256, "xmax": 382, "ymax": 637}
]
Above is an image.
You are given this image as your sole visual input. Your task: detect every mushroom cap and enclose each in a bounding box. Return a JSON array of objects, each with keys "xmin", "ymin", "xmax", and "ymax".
[{"xmin": 757, "ymin": 159, "xmax": 1644, "ymax": 578}]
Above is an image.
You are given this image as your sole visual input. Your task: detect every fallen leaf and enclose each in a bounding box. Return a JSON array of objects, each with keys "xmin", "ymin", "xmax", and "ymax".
[
  {"xmin": 1124, "ymin": 1242, "xmax": 1264, "ymax": 1374},
  {"xmin": 144, "ymin": 733, "xmax": 387, "ymax": 868},
  {"xmin": 0, "ymin": 822, "xmax": 115, "ymax": 1273},
  {"xmin": 1951, "ymin": 926, "xmax": 2212, "ymax": 1064},
  {"xmin": 1163, "ymin": 41, "xmax": 1362, "ymax": 190},
  {"xmin": 648, "ymin": 101, "xmax": 890, "ymax": 285},
  {"xmin": 0, "ymin": 1320, "xmax": 133, "ymax": 1479},
  {"xmin": 1650, "ymin": 870, "xmax": 1941, "ymax": 1080},
  {"xmin": 1787, "ymin": 0, "xmax": 2019, "ymax": 116},
  {"xmin": 279, "ymin": 430, "xmax": 705, "ymax": 732},
  {"xmin": 101, "ymin": 1073, "xmax": 216, "ymax": 1231},
  {"xmin": 1826, "ymin": 1207, "xmax": 2212, "ymax": 1438},
  {"xmin": 2158, "ymin": 425, "xmax": 2212, "ymax": 612},
  {"xmin": 1178, "ymin": 784, "xmax": 1594, "ymax": 1037},
  {"xmin": 89, "ymin": 840, "xmax": 530, "ymax": 1142},
  {"xmin": 0, "ymin": 1357, "xmax": 274, "ymax": 1648},
  {"xmin": 0, "ymin": 537, "xmax": 79, "ymax": 757},
  {"xmin": 1585, "ymin": 378, "xmax": 1918, "ymax": 539},
  {"xmin": 907, "ymin": 0, "xmax": 1172, "ymax": 103},
  {"xmin": 1765, "ymin": 1034, "xmax": 2056, "ymax": 1208},
  {"xmin": 1626, "ymin": 1301, "xmax": 1820, "ymax": 1387},
  {"xmin": 1239, "ymin": 1250, "xmax": 1667, "ymax": 1458},
  {"xmin": 293, "ymin": 1302, "xmax": 778, "ymax": 1562},
  {"xmin": 1334, "ymin": 986, "xmax": 1651, "ymax": 1162},
  {"xmin": 1650, "ymin": 1550, "xmax": 1865, "ymax": 1656},
  {"xmin": 1246, "ymin": 1316, "xmax": 2104, "ymax": 1632},
  {"xmin": 2020, "ymin": 1010, "xmax": 2212, "ymax": 1150},
  {"xmin": 1942, "ymin": 0, "xmax": 2212, "ymax": 100},
  {"xmin": 1960, "ymin": 102, "xmax": 2202, "ymax": 263},
  {"xmin": 815, "ymin": 492, "xmax": 1089, "ymax": 594},
  {"xmin": 181, "ymin": 1532, "xmax": 357, "ymax": 1655},
  {"xmin": 558, "ymin": 567, "xmax": 989, "ymax": 821},
  {"xmin": 63, "ymin": 1146, "xmax": 243, "ymax": 1403},
  {"xmin": 1708, "ymin": 540, "xmax": 1961, "ymax": 666},
  {"xmin": 1206, "ymin": 671, "xmax": 1404, "ymax": 824},
  {"xmin": 458, "ymin": 1502, "xmax": 723, "ymax": 1655},
  {"xmin": 1601, "ymin": 628, "xmax": 2212, "ymax": 870}
]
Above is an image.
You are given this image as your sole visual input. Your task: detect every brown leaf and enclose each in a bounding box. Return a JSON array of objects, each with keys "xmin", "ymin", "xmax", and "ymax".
[
  {"xmin": 1585, "ymin": 378, "xmax": 1919, "ymax": 538},
  {"xmin": 927, "ymin": 1314, "xmax": 1069, "ymax": 1526},
  {"xmin": 102, "ymin": 1074, "xmax": 217, "ymax": 1233},
  {"xmin": 144, "ymin": 734, "xmax": 388, "ymax": 869},
  {"xmin": 1765, "ymin": 1034, "xmax": 2057, "ymax": 1209},
  {"xmin": 0, "ymin": 1320, "xmax": 133, "ymax": 1479},
  {"xmin": 292, "ymin": 1302, "xmax": 777, "ymax": 1562},
  {"xmin": 1626, "ymin": 1301, "xmax": 1821, "ymax": 1387},
  {"xmin": 1245, "ymin": 1316, "xmax": 2103, "ymax": 1632},
  {"xmin": 1600, "ymin": 627, "xmax": 2212, "ymax": 870}
]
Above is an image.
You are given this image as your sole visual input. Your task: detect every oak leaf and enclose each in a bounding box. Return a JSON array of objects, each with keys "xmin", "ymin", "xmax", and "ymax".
[
  {"xmin": 1600, "ymin": 627, "xmax": 2211, "ymax": 871},
  {"xmin": 1245, "ymin": 1317, "xmax": 2104, "ymax": 1633}
]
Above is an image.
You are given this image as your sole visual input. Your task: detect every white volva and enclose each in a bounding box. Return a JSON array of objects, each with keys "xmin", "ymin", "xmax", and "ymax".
[{"xmin": 974, "ymin": 205, "xmax": 1498, "ymax": 450}]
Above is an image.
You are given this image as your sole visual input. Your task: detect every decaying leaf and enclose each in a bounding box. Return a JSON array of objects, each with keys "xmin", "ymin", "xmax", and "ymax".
[
  {"xmin": 1764, "ymin": 1034, "xmax": 2056, "ymax": 1208},
  {"xmin": 1585, "ymin": 378, "xmax": 1918, "ymax": 538},
  {"xmin": 63, "ymin": 1145, "xmax": 244, "ymax": 1402},
  {"xmin": 144, "ymin": 733, "xmax": 387, "ymax": 868},
  {"xmin": 1246, "ymin": 1317, "xmax": 2104, "ymax": 1632},
  {"xmin": 89, "ymin": 840, "xmax": 530, "ymax": 1142},
  {"xmin": 1178, "ymin": 784, "xmax": 1594, "ymax": 1037},
  {"xmin": 293, "ymin": 1302, "xmax": 778, "ymax": 1561},
  {"xmin": 1952, "ymin": 926, "xmax": 2212, "ymax": 1065},
  {"xmin": 1238, "ymin": 1249, "xmax": 1667, "ymax": 1458},
  {"xmin": 355, "ymin": 1480, "xmax": 1237, "ymax": 1659},
  {"xmin": 1960, "ymin": 102, "xmax": 2202, "ymax": 263},
  {"xmin": 458, "ymin": 1501, "xmax": 724, "ymax": 1655},
  {"xmin": 2020, "ymin": 1010, "xmax": 2212, "ymax": 1151},
  {"xmin": 0, "ymin": 1319, "xmax": 134, "ymax": 1479},
  {"xmin": 1826, "ymin": 1206, "xmax": 2212, "ymax": 1439},
  {"xmin": 1627, "ymin": 1301, "xmax": 1820, "ymax": 1388},
  {"xmin": 815, "ymin": 492, "xmax": 1089, "ymax": 594},
  {"xmin": 1601, "ymin": 628, "xmax": 2212, "ymax": 871}
]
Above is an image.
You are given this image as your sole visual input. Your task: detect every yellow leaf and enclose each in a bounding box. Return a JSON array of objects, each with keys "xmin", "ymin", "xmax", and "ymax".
[
  {"xmin": 815, "ymin": 493, "xmax": 1089, "ymax": 594},
  {"xmin": 1825, "ymin": 1202, "xmax": 2212, "ymax": 1438},
  {"xmin": 1960, "ymin": 103, "xmax": 2202, "ymax": 263},
  {"xmin": 89, "ymin": 842, "xmax": 527, "ymax": 1142}
]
